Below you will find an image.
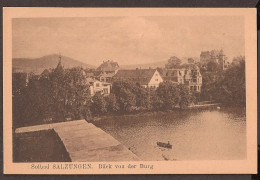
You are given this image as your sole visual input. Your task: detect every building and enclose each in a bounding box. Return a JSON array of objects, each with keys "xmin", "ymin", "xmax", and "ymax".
[
  {"xmin": 184, "ymin": 66, "xmax": 202, "ymax": 92},
  {"xmin": 113, "ymin": 69, "xmax": 163, "ymax": 88},
  {"xmin": 85, "ymin": 60, "xmax": 120, "ymax": 83},
  {"xmin": 200, "ymin": 49, "xmax": 228, "ymax": 70},
  {"xmin": 96, "ymin": 60, "xmax": 120, "ymax": 74},
  {"xmin": 161, "ymin": 64, "xmax": 202, "ymax": 92},
  {"xmin": 85, "ymin": 70, "xmax": 115, "ymax": 83},
  {"xmin": 86, "ymin": 78, "xmax": 111, "ymax": 96}
]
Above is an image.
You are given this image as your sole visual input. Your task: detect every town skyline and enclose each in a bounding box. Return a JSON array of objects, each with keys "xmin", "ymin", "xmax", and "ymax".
[{"xmin": 13, "ymin": 16, "xmax": 245, "ymax": 66}]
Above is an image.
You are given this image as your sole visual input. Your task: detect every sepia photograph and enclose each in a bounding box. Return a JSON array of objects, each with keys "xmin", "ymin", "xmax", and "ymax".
[{"xmin": 3, "ymin": 8, "xmax": 257, "ymax": 174}]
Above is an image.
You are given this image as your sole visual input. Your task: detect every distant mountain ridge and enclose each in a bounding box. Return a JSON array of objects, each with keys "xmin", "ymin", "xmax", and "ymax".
[
  {"xmin": 13, "ymin": 54, "xmax": 96, "ymax": 73},
  {"xmin": 13, "ymin": 54, "xmax": 201, "ymax": 74}
]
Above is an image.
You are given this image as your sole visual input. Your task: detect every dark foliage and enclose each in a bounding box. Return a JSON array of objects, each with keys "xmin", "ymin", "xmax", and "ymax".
[
  {"xmin": 200, "ymin": 58, "xmax": 245, "ymax": 106},
  {"xmin": 13, "ymin": 57, "xmax": 245, "ymax": 127},
  {"xmin": 13, "ymin": 66, "xmax": 91, "ymax": 127}
]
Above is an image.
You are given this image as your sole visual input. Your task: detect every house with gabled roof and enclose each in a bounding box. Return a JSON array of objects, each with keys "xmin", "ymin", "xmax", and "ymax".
[
  {"xmin": 85, "ymin": 60, "xmax": 120, "ymax": 83},
  {"xmin": 113, "ymin": 69, "xmax": 163, "ymax": 88},
  {"xmin": 97, "ymin": 60, "xmax": 120, "ymax": 74},
  {"xmin": 85, "ymin": 69, "xmax": 115, "ymax": 83},
  {"xmin": 160, "ymin": 64, "xmax": 202, "ymax": 92}
]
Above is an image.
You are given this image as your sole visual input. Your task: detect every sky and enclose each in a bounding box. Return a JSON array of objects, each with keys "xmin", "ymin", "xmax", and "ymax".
[{"xmin": 12, "ymin": 16, "xmax": 245, "ymax": 66}]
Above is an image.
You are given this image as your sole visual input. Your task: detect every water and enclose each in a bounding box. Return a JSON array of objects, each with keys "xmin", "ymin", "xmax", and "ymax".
[{"xmin": 95, "ymin": 107, "xmax": 246, "ymax": 161}]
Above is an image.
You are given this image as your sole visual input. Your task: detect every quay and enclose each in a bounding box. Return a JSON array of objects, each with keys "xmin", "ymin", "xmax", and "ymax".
[{"xmin": 15, "ymin": 120, "xmax": 140, "ymax": 162}]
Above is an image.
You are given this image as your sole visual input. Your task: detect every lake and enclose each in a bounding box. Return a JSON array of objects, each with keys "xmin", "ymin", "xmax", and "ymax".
[{"xmin": 94, "ymin": 107, "xmax": 246, "ymax": 161}]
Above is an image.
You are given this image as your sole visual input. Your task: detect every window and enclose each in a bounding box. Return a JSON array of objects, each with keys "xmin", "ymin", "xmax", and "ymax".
[
  {"xmin": 194, "ymin": 86, "xmax": 197, "ymax": 90},
  {"xmin": 155, "ymin": 73, "xmax": 158, "ymax": 76},
  {"xmin": 96, "ymin": 83, "xmax": 100, "ymax": 87},
  {"xmin": 190, "ymin": 86, "xmax": 193, "ymax": 90},
  {"xmin": 155, "ymin": 79, "xmax": 158, "ymax": 81}
]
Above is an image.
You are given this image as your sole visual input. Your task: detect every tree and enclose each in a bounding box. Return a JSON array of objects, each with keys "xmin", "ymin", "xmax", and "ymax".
[
  {"xmin": 48, "ymin": 62, "xmax": 67, "ymax": 121},
  {"xmin": 64, "ymin": 67, "xmax": 91, "ymax": 119},
  {"xmin": 156, "ymin": 82, "xmax": 180, "ymax": 110},
  {"xmin": 150, "ymin": 88, "xmax": 164, "ymax": 110},
  {"xmin": 14, "ymin": 75, "xmax": 54, "ymax": 127},
  {"xmin": 135, "ymin": 87, "xmax": 152, "ymax": 110},
  {"xmin": 207, "ymin": 61, "xmax": 220, "ymax": 72},
  {"xmin": 200, "ymin": 71, "xmax": 217, "ymax": 101},
  {"xmin": 91, "ymin": 93, "xmax": 107, "ymax": 115},
  {"xmin": 13, "ymin": 65, "xmax": 92, "ymax": 127},
  {"xmin": 200, "ymin": 56, "xmax": 245, "ymax": 106},
  {"xmin": 215, "ymin": 58, "xmax": 245, "ymax": 106},
  {"xmin": 12, "ymin": 73, "xmax": 29, "ymax": 128},
  {"xmin": 179, "ymin": 84, "xmax": 193, "ymax": 109},
  {"xmin": 165, "ymin": 56, "xmax": 182, "ymax": 69},
  {"xmin": 105, "ymin": 93, "xmax": 119, "ymax": 112},
  {"xmin": 111, "ymin": 80, "xmax": 137, "ymax": 112},
  {"xmin": 232, "ymin": 56, "xmax": 245, "ymax": 65}
]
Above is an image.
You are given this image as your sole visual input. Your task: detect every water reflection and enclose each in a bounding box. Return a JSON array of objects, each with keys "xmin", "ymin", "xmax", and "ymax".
[{"xmin": 95, "ymin": 107, "xmax": 246, "ymax": 161}]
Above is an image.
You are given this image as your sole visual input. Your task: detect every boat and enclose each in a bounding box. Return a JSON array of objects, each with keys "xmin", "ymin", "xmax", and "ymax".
[{"xmin": 157, "ymin": 141, "xmax": 172, "ymax": 149}]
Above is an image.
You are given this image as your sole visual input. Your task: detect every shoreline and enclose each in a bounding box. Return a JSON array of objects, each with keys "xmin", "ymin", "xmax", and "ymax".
[
  {"xmin": 89, "ymin": 103, "xmax": 246, "ymax": 123},
  {"xmin": 14, "ymin": 103, "xmax": 246, "ymax": 128}
]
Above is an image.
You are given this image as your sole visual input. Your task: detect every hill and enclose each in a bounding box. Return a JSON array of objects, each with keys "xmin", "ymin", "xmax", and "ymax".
[{"xmin": 13, "ymin": 54, "xmax": 95, "ymax": 73}]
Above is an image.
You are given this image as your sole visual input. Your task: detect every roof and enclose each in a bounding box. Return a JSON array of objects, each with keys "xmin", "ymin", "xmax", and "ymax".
[
  {"xmin": 85, "ymin": 70, "xmax": 115, "ymax": 79},
  {"xmin": 97, "ymin": 60, "xmax": 119, "ymax": 71},
  {"xmin": 113, "ymin": 69, "xmax": 157, "ymax": 85},
  {"xmin": 160, "ymin": 69, "xmax": 182, "ymax": 77}
]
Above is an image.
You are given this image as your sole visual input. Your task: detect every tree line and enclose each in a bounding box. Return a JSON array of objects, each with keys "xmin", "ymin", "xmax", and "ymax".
[
  {"xmin": 12, "ymin": 65, "xmax": 194, "ymax": 128},
  {"xmin": 199, "ymin": 56, "xmax": 246, "ymax": 105},
  {"xmin": 12, "ymin": 57, "xmax": 245, "ymax": 128}
]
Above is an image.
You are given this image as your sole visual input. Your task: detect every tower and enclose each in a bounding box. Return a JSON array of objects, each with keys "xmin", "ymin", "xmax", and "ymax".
[
  {"xmin": 54, "ymin": 53, "xmax": 63, "ymax": 72},
  {"xmin": 218, "ymin": 49, "xmax": 227, "ymax": 70}
]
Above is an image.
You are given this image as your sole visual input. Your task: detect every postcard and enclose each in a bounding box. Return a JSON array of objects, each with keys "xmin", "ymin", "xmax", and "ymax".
[{"xmin": 3, "ymin": 7, "xmax": 257, "ymax": 174}]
